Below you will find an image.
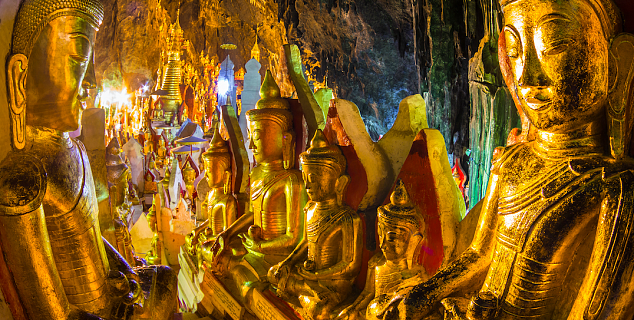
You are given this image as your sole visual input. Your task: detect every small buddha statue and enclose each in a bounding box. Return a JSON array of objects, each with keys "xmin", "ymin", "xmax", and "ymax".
[
  {"xmin": 268, "ymin": 129, "xmax": 363, "ymax": 320},
  {"xmin": 106, "ymin": 137, "xmax": 136, "ymax": 266},
  {"xmin": 157, "ymin": 139, "xmax": 167, "ymax": 168},
  {"xmin": 186, "ymin": 128, "xmax": 238, "ymax": 269},
  {"xmin": 144, "ymin": 138, "xmax": 153, "ymax": 155},
  {"xmin": 337, "ymin": 181, "xmax": 427, "ymax": 320},
  {"xmin": 182, "ymin": 157, "xmax": 197, "ymax": 200},
  {"xmin": 0, "ymin": 0, "xmax": 177, "ymax": 318},
  {"xmin": 146, "ymin": 198, "xmax": 161, "ymax": 265},
  {"xmin": 206, "ymin": 71, "xmax": 307, "ymax": 304},
  {"xmin": 384, "ymin": 0, "xmax": 634, "ymax": 319}
]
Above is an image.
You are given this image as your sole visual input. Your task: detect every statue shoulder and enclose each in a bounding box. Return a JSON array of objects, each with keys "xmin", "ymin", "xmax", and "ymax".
[
  {"xmin": 491, "ymin": 142, "xmax": 528, "ymax": 174},
  {"xmin": 368, "ymin": 251, "xmax": 386, "ymax": 268},
  {"xmin": 284, "ymin": 168, "xmax": 303, "ymax": 184},
  {"xmin": 0, "ymin": 152, "xmax": 47, "ymax": 215}
]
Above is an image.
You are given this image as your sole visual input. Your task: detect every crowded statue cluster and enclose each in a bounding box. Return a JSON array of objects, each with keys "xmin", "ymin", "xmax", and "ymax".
[{"xmin": 1, "ymin": 0, "xmax": 634, "ymax": 319}]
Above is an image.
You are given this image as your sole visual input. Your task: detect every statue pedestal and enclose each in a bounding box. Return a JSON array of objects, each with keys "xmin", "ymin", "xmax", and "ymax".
[
  {"xmin": 200, "ymin": 271, "xmax": 244, "ymax": 319},
  {"xmin": 195, "ymin": 269, "xmax": 301, "ymax": 320}
]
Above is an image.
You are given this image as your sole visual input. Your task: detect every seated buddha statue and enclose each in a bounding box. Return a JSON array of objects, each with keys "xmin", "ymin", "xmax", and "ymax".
[
  {"xmin": 336, "ymin": 180, "xmax": 427, "ymax": 320},
  {"xmin": 206, "ymin": 71, "xmax": 307, "ymax": 305},
  {"xmin": 384, "ymin": 0, "xmax": 634, "ymax": 319},
  {"xmin": 0, "ymin": 1, "xmax": 176, "ymax": 319},
  {"xmin": 106, "ymin": 137, "xmax": 136, "ymax": 266},
  {"xmin": 268, "ymin": 129, "xmax": 363, "ymax": 320},
  {"xmin": 186, "ymin": 128, "xmax": 238, "ymax": 269}
]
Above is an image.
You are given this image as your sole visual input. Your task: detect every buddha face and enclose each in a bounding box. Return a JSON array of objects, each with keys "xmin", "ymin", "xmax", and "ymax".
[
  {"xmin": 247, "ymin": 119, "xmax": 286, "ymax": 164},
  {"xmin": 302, "ymin": 165, "xmax": 339, "ymax": 202},
  {"xmin": 25, "ymin": 16, "xmax": 97, "ymax": 132},
  {"xmin": 378, "ymin": 221, "xmax": 410, "ymax": 261},
  {"xmin": 204, "ymin": 158, "xmax": 229, "ymax": 188},
  {"xmin": 502, "ymin": 0, "xmax": 609, "ymax": 133}
]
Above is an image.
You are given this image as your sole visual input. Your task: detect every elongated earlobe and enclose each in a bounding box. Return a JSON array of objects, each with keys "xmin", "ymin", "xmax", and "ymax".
[
  {"xmin": 7, "ymin": 54, "xmax": 28, "ymax": 150},
  {"xmin": 335, "ymin": 174, "xmax": 350, "ymax": 206},
  {"xmin": 607, "ymin": 33, "xmax": 634, "ymax": 159}
]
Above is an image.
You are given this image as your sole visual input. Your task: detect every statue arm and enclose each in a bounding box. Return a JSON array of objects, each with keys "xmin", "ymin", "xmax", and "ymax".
[
  {"xmin": 221, "ymin": 208, "xmax": 253, "ymax": 239},
  {"xmin": 388, "ymin": 173, "xmax": 500, "ymax": 319},
  {"xmin": 338, "ymin": 252, "xmax": 382, "ymax": 319},
  {"xmin": 567, "ymin": 171, "xmax": 634, "ymax": 319},
  {"xmin": 282, "ymin": 239, "xmax": 309, "ymax": 267},
  {"xmin": 310, "ymin": 213, "xmax": 363, "ymax": 280},
  {"xmin": 259, "ymin": 174, "xmax": 306, "ymax": 253},
  {"xmin": 224, "ymin": 197, "xmax": 238, "ymax": 229}
]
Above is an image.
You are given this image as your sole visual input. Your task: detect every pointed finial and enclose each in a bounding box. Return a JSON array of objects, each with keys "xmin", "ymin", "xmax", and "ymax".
[
  {"xmin": 259, "ymin": 70, "xmax": 281, "ymax": 101},
  {"xmin": 300, "ymin": 129, "xmax": 346, "ymax": 175},
  {"xmin": 208, "ymin": 127, "xmax": 230, "ymax": 153},
  {"xmin": 377, "ymin": 179, "xmax": 423, "ymax": 232},
  {"xmin": 310, "ymin": 129, "xmax": 329, "ymax": 149},
  {"xmin": 390, "ymin": 180, "xmax": 411, "ymax": 207}
]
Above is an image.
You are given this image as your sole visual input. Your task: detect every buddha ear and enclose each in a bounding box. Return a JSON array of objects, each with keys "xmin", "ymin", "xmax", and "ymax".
[
  {"xmin": 282, "ymin": 133, "xmax": 295, "ymax": 169},
  {"xmin": 335, "ymin": 174, "xmax": 350, "ymax": 206},
  {"xmin": 223, "ymin": 170, "xmax": 231, "ymax": 194},
  {"xmin": 6, "ymin": 54, "xmax": 28, "ymax": 150},
  {"xmin": 607, "ymin": 33, "xmax": 634, "ymax": 159}
]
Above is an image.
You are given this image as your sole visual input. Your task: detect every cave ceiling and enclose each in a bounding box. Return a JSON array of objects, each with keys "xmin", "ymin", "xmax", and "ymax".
[{"xmin": 95, "ymin": 0, "xmax": 417, "ymax": 139}]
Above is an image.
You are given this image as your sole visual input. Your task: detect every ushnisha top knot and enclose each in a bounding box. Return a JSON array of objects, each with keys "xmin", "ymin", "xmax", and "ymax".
[
  {"xmin": 202, "ymin": 127, "xmax": 231, "ymax": 167},
  {"xmin": 246, "ymin": 70, "xmax": 293, "ymax": 132},
  {"xmin": 300, "ymin": 129, "xmax": 347, "ymax": 175},
  {"xmin": 378, "ymin": 180, "xmax": 424, "ymax": 233},
  {"xmin": 12, "ymin": 0, "xmax": 105, "ymax": 57}
]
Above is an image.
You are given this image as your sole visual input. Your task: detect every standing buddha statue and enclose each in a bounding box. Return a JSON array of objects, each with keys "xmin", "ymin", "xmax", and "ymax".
[
  {"xmin": 186, "ymin": 128, "xmax": 238, "ymax": 269},
  {"xmin": 268, "ymin": 129, "xmax": 363, "ymax": 320},
  {"xmin": 337, "ymin": 180, "xmax": 428, "ymax": 320},
  {"xmin": 385, "ymin": 0, "xmax": 634, "ymax": 318},
  {"xmin": 0, "ymin": 0, "xmax": 177, "ymax": 319},
  {"xmin": 207, "ymin": 70, "xmax": 307, "ymax": 304}
]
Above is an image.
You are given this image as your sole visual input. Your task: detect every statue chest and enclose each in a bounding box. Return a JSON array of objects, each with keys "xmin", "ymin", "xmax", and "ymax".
[
  {"xmin": 37, "ymin": 139, "xmax": 97, "ymax": 217},
  {"xmin": 251, "ymin": 170, "xmax": 293, "ymax": 239},
  {"xmin": 306, "ymin": 208, "xmax": 346, "ymax": 269},
  {"xmin": 207, "ymin": 200, "xmax": 227, "ymax": 235},
  {"xmin": 485, "ymin": 156, "xmax": 609, "ymax": 318},
  {"xmin": 374, "ymin": 263, "xmax": 406, "ymax": 296}
]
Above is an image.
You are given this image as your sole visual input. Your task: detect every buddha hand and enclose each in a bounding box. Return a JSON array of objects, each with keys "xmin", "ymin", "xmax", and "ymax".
[
  {"xmin": 268, "ymin": 261, "xmax": 291, "ymax": 286},
  {"xmin": 336, "ymin": 305, "xmax": 362, "ymax": 320},
  {"xmin": 380, "ymin": 282, "xmax": 436, "ymax": 320}
]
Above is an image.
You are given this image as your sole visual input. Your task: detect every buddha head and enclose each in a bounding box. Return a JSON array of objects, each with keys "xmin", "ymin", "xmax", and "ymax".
[
  {"xmin": 7, "ymin": 0, "xmax": 104, "ymax": 149},
  {"xmin": 246, "ymin": 70, "xmax": 295, "ymax": 169},
  {"xmin": 202, "ymin": 127, "xmax": 232, "ymax": 193},
  {"xmin": 377, "ymin": 180, "xmax": 424, "ymax": 262},
  {"xmin": 299, "ymin": 129, "xmax": 349, "ymax": 204},
  {"xmin": 499, "ymin": 0, "xmax": 631, "ymax": 137}
]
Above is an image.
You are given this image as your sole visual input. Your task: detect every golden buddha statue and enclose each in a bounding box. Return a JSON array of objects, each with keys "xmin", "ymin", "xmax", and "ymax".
[
  {"xmin": 157, "ymin": 139, "xmax": 167, "ymax": 168},
  {"xmin": 268, "ymin": 129, "xmax": 363, "ymax": 320},
  {"xmin": 144, "ymin": 138, "xmax": 153, "ymax": 155},
  {"xmin": 186, "ymin": 128, "xmax": 238, "ymax": 268},
  {"xmin": 383, "ymin": 0, "xmax": 634, "ymax": 319},
  {"xmin": 106, "ymin": 137, "xmax": 136, "ymax": 266},
  {"xmin": 182, "ymin": 156, "xmax": 197, "ymax": 200},
  {"xmin": 146, "ymin": 198, "xmax": 161, "ymax": 265},
  {"xmin": 337, "ymin": 181, "xmax": 427, "ymax": 320},
  {"xmin": 206, "ymin": 71, "xmax": 307, "ymax": 304},
  {"xmin": 0, "ymin": 1, "xmax": 177, "ymax": 319}
]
